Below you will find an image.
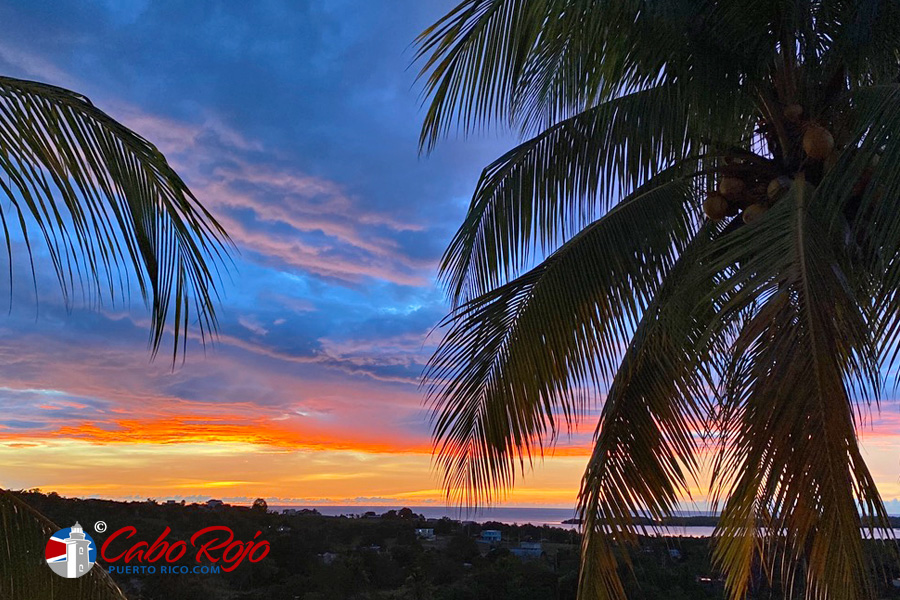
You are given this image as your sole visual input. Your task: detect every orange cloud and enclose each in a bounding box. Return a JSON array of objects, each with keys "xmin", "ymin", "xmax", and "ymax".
[
  {"xmin": 2, "ymin": 412, "xmax": 599, "ymax": 459},
  {"xmin": 1, "ymin": 414, "xmax": 430, "ymax": 455},
  {"xmin": 0, "ymin": 438, "xmax": 586, "ymax": 507}
]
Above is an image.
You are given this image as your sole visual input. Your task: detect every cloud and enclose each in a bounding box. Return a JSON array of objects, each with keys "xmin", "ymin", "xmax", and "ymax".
[
  {"xmin": 5, "ymin": 0, "xmax": 900, "ymax": 512},
  {"xmin": 0, "ymin": 0, "xmax": 575, "ymax": 506}
]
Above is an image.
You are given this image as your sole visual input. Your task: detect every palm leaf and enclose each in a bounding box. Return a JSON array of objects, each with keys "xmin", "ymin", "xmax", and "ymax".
[
  {"xmin": 815, "ymin": 84, "xmax": 900, "ymax": 384},
  {"xmin": 705, "ymin": 180, "xmax": 890, "ymax": 600},
  {"xmin": 440, "ymin": 86, "xmax": 751, "ymax": 305},
  {"xmin": 417, "ymin": 1, "xmax": 900, "ymax": 597},
  {"xmin": 576, "ymin": 226, "xmax": 723, "ymax": 600},
  {"xmin": 425, "ymin": 175, "xmax": 701, "ymax": 505},
  {"xmin": 414, "ymin": 0, "xmax": 547, "ymax": 151},
  {"xmin": 819, "ymin": 0, "xmax": 900, "ymax": 84},
  {"xmin": 0, "ymin": 76, "xmax": 230, "ymax": 362},
  {"xmin": 0, "ymin": 489, "xmax": 128, "ymax": 600},
  {"xmin": 415, "ymin": 0, "xmax": 772, "ymax": 150}
]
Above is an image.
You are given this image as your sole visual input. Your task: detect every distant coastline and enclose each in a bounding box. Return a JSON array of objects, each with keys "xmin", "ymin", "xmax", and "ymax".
[
  {"xmin": 12, "ymin": 492, "xmax": 900, "ymax": 540},
  {"xmin": 271, "ymin": 505, "xmax": 585, "ymax": 529},
  {"xmin": 269, "ymin": 505, "xmax": 900, "ymax": 536}
]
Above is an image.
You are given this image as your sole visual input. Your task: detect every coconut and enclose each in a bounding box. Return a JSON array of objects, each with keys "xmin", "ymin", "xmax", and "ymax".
[
  {"xmin": 766, "ymin": 176, "xmax": 793, "ymax": 201},
  {"xmin": 703, "ymin": 193, "xmax": 729, "ymax": 221},
  {"xmin": 719, "ymin": 177, "xmax": 746, "ymax": 198},
  {"xmin": 784, "ymin": 104, "xmax": 804, "ymax": 123},
  {"xmin": 803, "ymin": 125, "xmax": 835, "ymax": 160},
  {"xmin": 823, "ymin": 152, "xmax": 839, "ymax": 172},
  {"xmin": 742, "ymin": 204, "xmax": 767, "ymax": 224}
]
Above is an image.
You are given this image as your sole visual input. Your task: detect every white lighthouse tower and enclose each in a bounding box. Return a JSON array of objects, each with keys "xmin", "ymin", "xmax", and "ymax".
[{"xmin": 64, "ymin": 522, "xmax": 92, "ymax": 578}]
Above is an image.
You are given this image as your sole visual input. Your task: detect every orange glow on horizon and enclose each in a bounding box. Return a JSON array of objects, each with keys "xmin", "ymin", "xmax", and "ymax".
[
  {"xmin": 4, "ymin": 414, "xmax": 900, "ymax": 509},
  {"xmin": 2, "ymin": 416, "xmax": 437, "ymax": 455},
  {"xmin": 0, "ymin": 414, "xmax": 601, "ymax": 457},
  {"xmin": 0, "ymin": 437, "xmax": 586, "ymax": 507}
]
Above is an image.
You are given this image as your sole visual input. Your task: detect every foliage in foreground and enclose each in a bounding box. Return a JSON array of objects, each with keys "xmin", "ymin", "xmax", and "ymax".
[
  {"xmin": 16, "ymin": 490, "xmax": 900, "ymax": 600},
  {"xmin": 0, "ymin": 490, "xmax": 128, "ymax": 600},
  {"xmin": 0, "ymin": 76, "xmax": 229, "ymax": 360}
]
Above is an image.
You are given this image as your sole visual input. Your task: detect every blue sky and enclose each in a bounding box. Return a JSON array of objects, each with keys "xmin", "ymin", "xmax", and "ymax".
[
  {"xmin": 0, "ymin": 0, "xmax": 602, "ymax": 506},
  {"xmin": 1, "ymin": 0, "xmax": 900, "ymax": 512}
]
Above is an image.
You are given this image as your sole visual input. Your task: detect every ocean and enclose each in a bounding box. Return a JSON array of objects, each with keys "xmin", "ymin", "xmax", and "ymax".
[
  {"xmin": 269, "ymin": 505, "xmax": 900, "ymax": 539},
  {"xmin": 271, "ymin": 505, "xmax": 581, "ymax": 528}
]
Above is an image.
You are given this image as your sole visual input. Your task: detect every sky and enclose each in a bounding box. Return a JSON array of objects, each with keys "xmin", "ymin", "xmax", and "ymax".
[{"xmin": 0, "ymin": 0, "xmax": 898, "ymax": 512}]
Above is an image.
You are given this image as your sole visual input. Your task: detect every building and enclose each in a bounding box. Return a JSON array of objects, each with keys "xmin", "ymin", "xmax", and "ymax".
[
  {"xmin": 415, "ymin": 528, "xmax": 435, "ymax": 540},
  {"xmin": 510, "ymin": 541, "xmax": 543, "ymax": 560},
  {"xmin": 480, "ymin": 530, "xmax": 501, "ymax": 543},
  {"xmin": 64, "ymin": 522, "xmax": 92, "ymax": 578},
  {"xmin": 206, "ymin": 499, "xmax": 224, "ymax": 508}
]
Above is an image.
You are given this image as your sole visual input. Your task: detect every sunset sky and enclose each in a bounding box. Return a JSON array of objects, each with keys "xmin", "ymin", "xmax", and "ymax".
[{"xmin": 0, "ymin": 0, "xmax": 899, "ymax": 512}]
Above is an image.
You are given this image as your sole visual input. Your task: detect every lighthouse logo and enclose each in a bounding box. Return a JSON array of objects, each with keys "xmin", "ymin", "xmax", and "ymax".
[{"xmin": 45, "ymin": 523, "xmax": 96, "ymax": 578}]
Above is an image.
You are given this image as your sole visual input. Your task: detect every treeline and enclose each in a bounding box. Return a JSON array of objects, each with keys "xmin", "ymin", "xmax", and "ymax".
[{"xmin": 12, "ymin": 490, "xmax": 900, "ymax": 600}]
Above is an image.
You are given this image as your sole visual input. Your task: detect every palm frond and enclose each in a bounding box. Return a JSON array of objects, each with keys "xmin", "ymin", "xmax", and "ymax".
[
  {"xmin": 0, "ymin": 76, "xmax": 230, "ymax": 362},
  {"xmin": 417, "ymin": 2, "xmax": 900, "ymax": 597},
  {"xmin": 415, "ymin": 0, "xmax": 773, "ymax": 150},
  {"xmin": 414, "ymin": 0, "xmax": 549, "ymax": 151},
  {"xmin": 576, "ymin": 226, "xmax": 722, "ymax": 600},
  {"xmin": 820, "ymin": 0, "xmax": 900, "ymax": 85},
  {"xmin": 425, "ymin": 176, "xmax": 700, "ymax": 505},
  {"xmin": 439, "ymin": 86, "xmax": 752, "ymax": 305},
  {"xmin": 704, "ymin": 180, "xmax": 889, "ymax": 600},
  {"xmin": 816, "ymin": 84, "xmax": 900, "ymax": 381},
  {"xmin": 0, "ymin": 489, "xmax": 128, "ymax": 600}
]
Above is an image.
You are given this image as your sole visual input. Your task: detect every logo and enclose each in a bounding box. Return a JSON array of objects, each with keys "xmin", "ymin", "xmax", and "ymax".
[
  {"xmin": 46, "ymin": 522, "xmax": 96, "ymax": 578},
  {"xmin": 102, "ymin": 525, "xmax": 270, "ymax": 574}
]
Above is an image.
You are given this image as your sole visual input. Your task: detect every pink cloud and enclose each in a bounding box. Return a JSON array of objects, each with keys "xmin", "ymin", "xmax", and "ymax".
[{"xmin": 0, "ymin": 43, "xmax": 436, "ymax": 288}]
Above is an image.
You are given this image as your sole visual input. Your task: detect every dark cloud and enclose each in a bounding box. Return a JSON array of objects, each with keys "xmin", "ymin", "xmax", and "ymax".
[{"xmin": 0, "ymin": 0, "xmax": 536, "ymax": 472}]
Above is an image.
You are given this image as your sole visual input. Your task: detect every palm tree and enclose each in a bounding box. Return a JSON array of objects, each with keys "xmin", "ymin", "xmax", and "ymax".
[
  {"xmin": 0, "ymin": 76, "xmax": 229, "ymax": 598},
  {"xmin": 416, "ymin": 2, "xmax": 900, "ymax": 599}
]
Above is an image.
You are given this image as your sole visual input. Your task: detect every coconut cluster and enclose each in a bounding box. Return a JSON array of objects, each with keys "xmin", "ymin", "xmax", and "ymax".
[
  {"xmin": 704, "ymin": 167, "xmax": 789, "ymax": 224},
  {"xmin": 703, "ymin": 103, "xmax": 839, "ymax": 225}
]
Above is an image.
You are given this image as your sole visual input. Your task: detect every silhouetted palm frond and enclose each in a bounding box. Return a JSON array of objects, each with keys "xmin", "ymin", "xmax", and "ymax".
[
  {"xmin": 418, "ymin": 1, "xmax": 900, "ymax": 598},
  {"xmin": 0, "ymin": 490, "xmax": 128, "ymax": 600},
  {"xmin": 0, "ymin": 76, "xmax": 230, "ymax": 362}
]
